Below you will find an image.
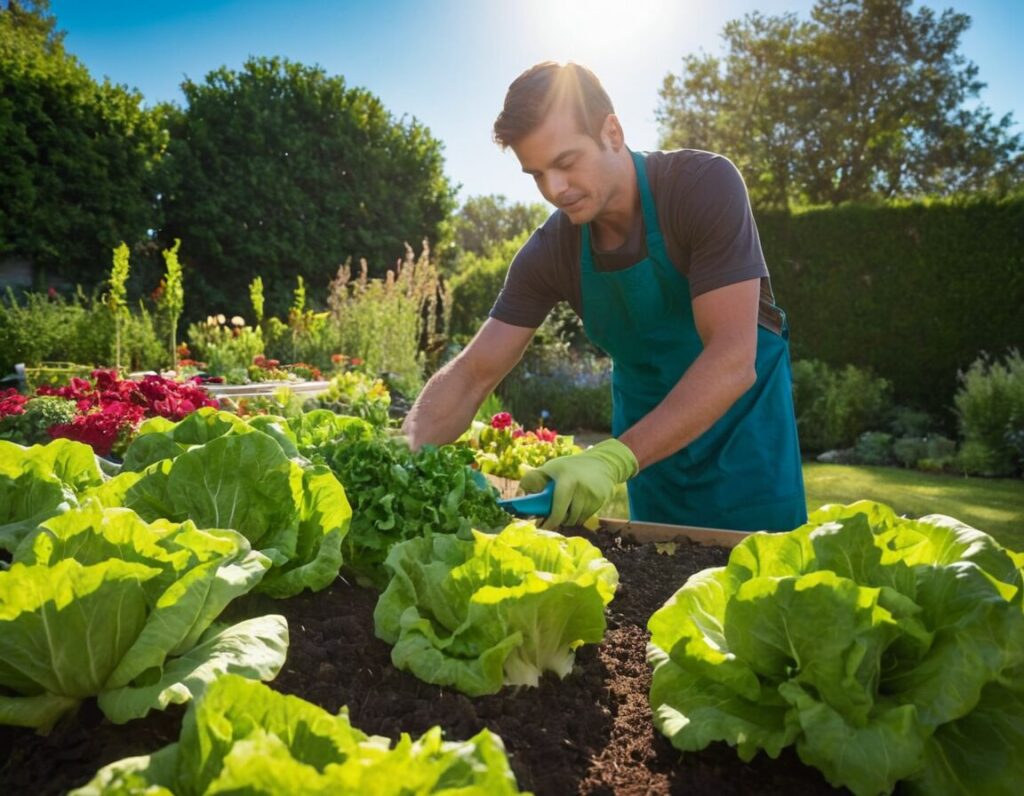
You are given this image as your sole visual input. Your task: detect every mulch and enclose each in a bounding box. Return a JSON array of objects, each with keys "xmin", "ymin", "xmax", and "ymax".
[{"xmin": 0, "ymin": 527, "xmax": 846, "ymax": 795}]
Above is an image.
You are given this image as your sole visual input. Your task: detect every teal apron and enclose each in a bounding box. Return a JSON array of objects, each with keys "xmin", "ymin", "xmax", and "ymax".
[{"xmin": 580, "ymin": 150, "xmax": 806, "ymax": 532}]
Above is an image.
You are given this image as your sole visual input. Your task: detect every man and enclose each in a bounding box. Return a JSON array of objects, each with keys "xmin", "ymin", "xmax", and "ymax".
[{"xmin": 403, "ymin": 61, "xmax": 806, "ymax": 533}]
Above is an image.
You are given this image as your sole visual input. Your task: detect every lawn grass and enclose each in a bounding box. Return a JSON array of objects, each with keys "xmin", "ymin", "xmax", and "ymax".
[{"xmin": 599, "ymin": 462, "xmax": 1024, "ymax": 551}]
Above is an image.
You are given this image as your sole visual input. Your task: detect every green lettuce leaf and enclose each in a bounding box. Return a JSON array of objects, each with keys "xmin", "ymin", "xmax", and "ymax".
[
  {"xmin": 374, "ymin": 521, "xmax": 617, "ymax": 696},
  {"xmin": 72, "ymin": 674, "xmax": 526, "ymax": 795},
  {"xmin": 647, "ymin": 501, "xmax": 1024, "ymax": 795}
]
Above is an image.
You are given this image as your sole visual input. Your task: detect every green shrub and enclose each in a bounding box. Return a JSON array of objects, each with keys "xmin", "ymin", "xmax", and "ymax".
[
  {"xmin": 852, "ymin": 431, "xmax": 894, "ymax": 465},
  {"xmin": 188, "ymin": 315, "xmax": 265, "ymax": 376},
  {"xmin": 263, "ymin": 276, "xmax": 334, "ymax": 370},
  {"xmin": 954, "ymin": 349, "xmax": 1024, "ymax": 476},
  {"xmin": 448, "ymin": 232, "xmax": 528, "ymax": 336},
  {"xmin": 760, "ymin": 197, "xmax": 1024, "ymax": 420},
  {"xmin": 791, "ymin": 359, "xmax": 893, "ymax": 452},
  {"xmin": 0, "ymin": 395, "xmax": 77, "ymax": 445},
  {"xmin": 325, "ymin": 244, "xmax": 447, "ymax": 396},
  {"xmin": 500, "ymin": 343, "xmax": 612, "ymax": 432},
  {"xmin": 0, "ymin": 288, "xmax": 164, "ymax": 373},
  {"xmin": 886, "ymin": 406, "xmax": 934, "ymax": 438}
]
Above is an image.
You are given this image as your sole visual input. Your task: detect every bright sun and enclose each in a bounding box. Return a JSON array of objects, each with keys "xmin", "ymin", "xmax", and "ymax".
[{"xmin": 524, "ymin": 0, "xmax": 680, "ymax": 66}]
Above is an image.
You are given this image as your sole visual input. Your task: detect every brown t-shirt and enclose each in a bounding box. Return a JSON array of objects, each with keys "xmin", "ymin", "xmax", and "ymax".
[{"xmin": 489, "ymin": 149, "xmax": 783, "ymax": 333}]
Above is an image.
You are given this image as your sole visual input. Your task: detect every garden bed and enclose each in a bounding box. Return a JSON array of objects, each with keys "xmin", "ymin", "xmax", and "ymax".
[{"xmin": 0, "ymin": 527, "xmax": 845, "ymax": 795}]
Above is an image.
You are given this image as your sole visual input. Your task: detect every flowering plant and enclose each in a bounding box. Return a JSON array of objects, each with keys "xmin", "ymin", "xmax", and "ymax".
[
  {"xmin": 460, "ymin": 412, "xmax": 580, "ymax": 479},
  {"xmin": 186, "ymin": 314, "xmax": 264, "ymax": 379},
  {"xmin": 247, "ymin": 355, "xmax": 322, "ymax": 384},
  {"xmin": 319, "ymin": 371, "xmax": 392, "ymax": 428},
  {"xmin": 28, "ymin": 369, "xmax": 218, "ymax": 456}
]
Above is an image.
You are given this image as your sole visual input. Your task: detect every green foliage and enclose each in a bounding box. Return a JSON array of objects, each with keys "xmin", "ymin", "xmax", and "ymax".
[
  {"xmin": 0, "ymin": 395, "xmax": 76, "ymax": 445},
  {"xmin": 0, "ymin": 288, "xmax": 165, "ymax": 373},
  {"xmin": 0, "ymin": 3, "xmax": 166, "ymax": 286},
  {"xmin": 954, "ymin": 350, "xmax": 1024, "ymax": 477},
  {"xmin": 0, "ymin": 500, "xmax": 283, "ymax": 730},
  {"xmin": 248, "ymin": 276, "xmax": 265, "ymax": 325},
  {"xmin": 264, "ymin": 276, "xmax": 333, "ymax": 369},
  {"xmin": 450, "ymin": 194, "xmax": 548, "ymax": 266},
  {"xmin": 448, "ymin": 231, "xmax": 529, "ymax": 335},
  {"xmin": 187, "ymin": 314, "xmax": 264, "ymax": 377},
  {"xmin": 500, "ymin": 343, "xmax": 613, "ymax": 432},
  {"xmin": 892, "ymin": 434, "xmax": 957, "ymax": 471},
  {"xmin": 311, "ymin": 434, "xmax": 512, "ymax": 588},
  {"xmin": 319, "ymin": 371, "xmax": 392, "ymax": 428},
  {"xmin": 158, "ymin": 239, "xmax": 185, "ymax": 367},
  {"xmin": 74, "ymin": 674, "xmax": 526, "ymax": 795},
  {"xmin": 325, "ymin": 244, "xmax": 447, "ymax": 396},
  {"xmin": 657, "ymin": 0, "xmax": 1022, "ymax": 207},
  {"xmin": 648, "ymin": 501, "xmax": 1024, "ymax": 795},
  {"xmin": 374, "ymin": 522, "xmax": 618, "ymax": 695},
  {"xmin": 791, "ymin": 359, "xmax": 892, "ymax": 452},
  {"xmin": 760, "ymin": 196, "xmax": 1024, "ymax": 419},
  {"xmin": 159, "ymin": 56, "xmax": 456, "ymax": 318},
  {"xmin": 105, "ymin": 243, "xmax": 131, "ymax": 369},
  {"xmin": 459, "ymin": 418, "xmax": 581, "ymax": 481},
  {"xmin": 852, "ymin": 431, "xmax": 895, "ymax": 466}
]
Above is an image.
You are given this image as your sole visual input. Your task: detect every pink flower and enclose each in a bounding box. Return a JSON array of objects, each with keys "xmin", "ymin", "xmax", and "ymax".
[
  {"xmin": 0, "ymin": 389, "xmax": 28, "ymax": 417},
  {"xmin": 490, "ymin": 412, "xmax": 513, "ymax": 430}
]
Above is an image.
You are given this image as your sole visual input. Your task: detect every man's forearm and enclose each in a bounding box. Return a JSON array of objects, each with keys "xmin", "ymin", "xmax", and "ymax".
[
  {"xmin": 401, "ymin": 359, "xmax": 495, "ymax": 449},
  {"xmin": 619, "ymin": 342, "xmax": 756, "ymax": 470}
]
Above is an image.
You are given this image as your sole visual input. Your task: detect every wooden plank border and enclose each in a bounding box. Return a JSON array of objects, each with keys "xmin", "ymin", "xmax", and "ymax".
[{"xmin": 598, "ymin": 517, "xmax": 750, "ymax": 548}]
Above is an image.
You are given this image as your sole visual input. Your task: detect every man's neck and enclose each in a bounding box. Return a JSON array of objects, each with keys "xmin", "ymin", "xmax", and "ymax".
[{"xmin": 589, "ymin": 153, "xmax": 640, "ymax": 250}]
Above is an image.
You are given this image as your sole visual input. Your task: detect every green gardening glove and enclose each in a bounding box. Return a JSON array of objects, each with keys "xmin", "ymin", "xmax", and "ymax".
[{"xmin": 519, "ymin": 438, "xmax": 639, "ymax": 529}]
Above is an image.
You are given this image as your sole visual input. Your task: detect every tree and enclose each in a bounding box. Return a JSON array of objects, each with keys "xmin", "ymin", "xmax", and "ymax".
[
  {"xmin": 451, "ymin": 194, "xmax": 549, "ymax": 262},
  {"xmin": 158, "ymin": 56, "xmax": 457, "ymax": 318},
  {"xmin": 0, "ymin": 1, "xmax": 166, "ymax": 287},
  {"xmin": 657, "ymin": 0, "xmax": 1022, "ymax": 207}
]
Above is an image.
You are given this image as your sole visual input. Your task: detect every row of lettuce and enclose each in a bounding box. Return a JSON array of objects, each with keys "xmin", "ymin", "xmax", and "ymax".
[
  {"xmin": 3, "ymin": 404, "xmax": 1024, "ymax": 794},
  {"xmin": 0, "ymin": 407, "xmax": 602, "ymax": 793}
]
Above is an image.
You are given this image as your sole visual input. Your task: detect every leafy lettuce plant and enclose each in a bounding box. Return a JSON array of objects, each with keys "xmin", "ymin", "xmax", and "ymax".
[
  {"xmin": 85, "ymin": 428, "xmax": 352, "ymax": 598},
  {"xmin": 647, "ymin": 501, "xmax": 1024, "ymax": 796},
  {"xmin": 0, "ymin": 502, "xmax": 287, "ymax": 732},
  {"xmin": 72, "ymin": 674, "xmax": 527, "ymax": 795},
  {"xmin": 0, "ymin": 438, "xmax": 104, "ymax": 552},
  {"xmin": 374, "ymin": 521, "xmax": 618, "ymax": 696},
  {"xmin": 319, "ymin": 435, "xmax": 512, "ymax": 588}
]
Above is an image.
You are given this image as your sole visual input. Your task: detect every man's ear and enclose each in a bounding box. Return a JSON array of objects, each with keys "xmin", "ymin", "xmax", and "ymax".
[{"xmin": 601, "ymin": 114, "xmax": 625, "ymax": 151}]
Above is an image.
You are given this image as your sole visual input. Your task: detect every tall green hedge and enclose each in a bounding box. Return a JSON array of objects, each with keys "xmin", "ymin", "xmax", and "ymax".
[{"xmin": 758, "ymin": 196, "xmax": 1024, "ymax": 423}]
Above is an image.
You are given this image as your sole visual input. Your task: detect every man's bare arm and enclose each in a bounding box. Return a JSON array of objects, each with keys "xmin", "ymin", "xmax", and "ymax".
[
  {"xmin": 402, "ymin": 318, "xmax": 536, "ymax": 449},
  {"xmin": 618, "ymin": 278, "xmax": 761, "ymax": 469}
]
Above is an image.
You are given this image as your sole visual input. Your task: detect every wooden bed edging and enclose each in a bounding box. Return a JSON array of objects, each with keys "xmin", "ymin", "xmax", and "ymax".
[{"xmin": 597, "ymin": 517, "xmax": 751, "ymax": 548}]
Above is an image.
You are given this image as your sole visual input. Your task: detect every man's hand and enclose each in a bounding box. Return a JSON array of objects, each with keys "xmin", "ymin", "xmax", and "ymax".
[{"xmin": 519, "ymin": 438, "xmax": 638, "ymax": 529}]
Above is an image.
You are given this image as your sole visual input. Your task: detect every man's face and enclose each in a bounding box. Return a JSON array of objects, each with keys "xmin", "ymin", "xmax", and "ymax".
[{"xmin": 512, "ymin": 104, "xmax": 617, "ymax": 224}]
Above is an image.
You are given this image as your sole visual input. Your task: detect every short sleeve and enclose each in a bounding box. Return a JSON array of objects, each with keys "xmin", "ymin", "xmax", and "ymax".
[
  {"xmin": 488, "ymin": 227, "xmax": 562, "ymax": 328},
  {"xmin": 683, "ymin": 157, "xmax": 768, "ymax": 298}
]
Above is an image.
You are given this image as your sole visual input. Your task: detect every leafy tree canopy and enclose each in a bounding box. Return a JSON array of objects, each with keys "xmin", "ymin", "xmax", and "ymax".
[
  {"xmin": 657, "ymin": 0, "xmax": 1023, "ymax": 207},
  {"xmin": 451, "ymin": 194, "xmax": 549, "ymax": 262},
  {"xmin": 0, "ymin": 0, "xmax": 167, "ymax": 287},
  {"xmin": 159, "ymin": 56, "xmax": 457, "ymax": 318}
]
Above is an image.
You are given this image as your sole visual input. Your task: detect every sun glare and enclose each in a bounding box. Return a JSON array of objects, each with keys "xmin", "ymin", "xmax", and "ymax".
[{"xmin": 524, "ymin": 0, "xmax": 681, "ymax": 67}]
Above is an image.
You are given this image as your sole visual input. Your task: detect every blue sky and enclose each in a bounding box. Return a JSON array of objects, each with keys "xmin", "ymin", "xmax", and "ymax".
[{"xmin": 50, "ymin": 0, "xmax": 1024, "ymax": 208}]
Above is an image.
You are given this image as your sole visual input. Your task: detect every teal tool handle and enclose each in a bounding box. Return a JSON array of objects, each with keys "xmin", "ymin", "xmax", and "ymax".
[{"xmin": 497, "ymin": 481, "xmax": 555, "ymax": 518}]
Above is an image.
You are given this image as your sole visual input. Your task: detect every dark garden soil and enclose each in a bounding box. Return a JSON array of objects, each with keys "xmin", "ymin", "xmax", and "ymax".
[{"xmin": 1, "ymin": 528, "xmax": 847, "ymax": 796}]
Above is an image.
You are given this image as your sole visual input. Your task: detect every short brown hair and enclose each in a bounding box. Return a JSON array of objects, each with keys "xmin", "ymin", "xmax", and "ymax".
[{"xmin": 493, "ymin": 61, "xmax": 615, "ymax": 150}]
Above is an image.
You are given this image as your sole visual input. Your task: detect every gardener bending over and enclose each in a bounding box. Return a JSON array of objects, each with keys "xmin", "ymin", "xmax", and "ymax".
[{"xmin": 403, "ymin": 61, "xmax": 806, "ymax": 533}]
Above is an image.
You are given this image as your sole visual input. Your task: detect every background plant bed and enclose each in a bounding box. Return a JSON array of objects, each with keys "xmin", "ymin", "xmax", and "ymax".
[{"xmin": 0, "ymin": 527, "xmax": 846, "ymax": 796}]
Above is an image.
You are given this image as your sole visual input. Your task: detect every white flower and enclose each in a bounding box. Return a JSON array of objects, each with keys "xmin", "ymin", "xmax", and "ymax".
[{"xmin": 231, "ymin": 315, "xmax": 245, "ymax": 327}]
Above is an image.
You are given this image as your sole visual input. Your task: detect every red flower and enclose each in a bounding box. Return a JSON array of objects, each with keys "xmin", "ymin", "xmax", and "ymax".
[
  {"xmin": 0, "ymin": 389, "xmax": 28, "ymax": 417},
  {"xmin": 350, "ymin": 357, "xmax": 364, "ymax": 367},
  {"xmin": 490, "ymin": 412, "xmax": 513, "ymax": 430}
]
